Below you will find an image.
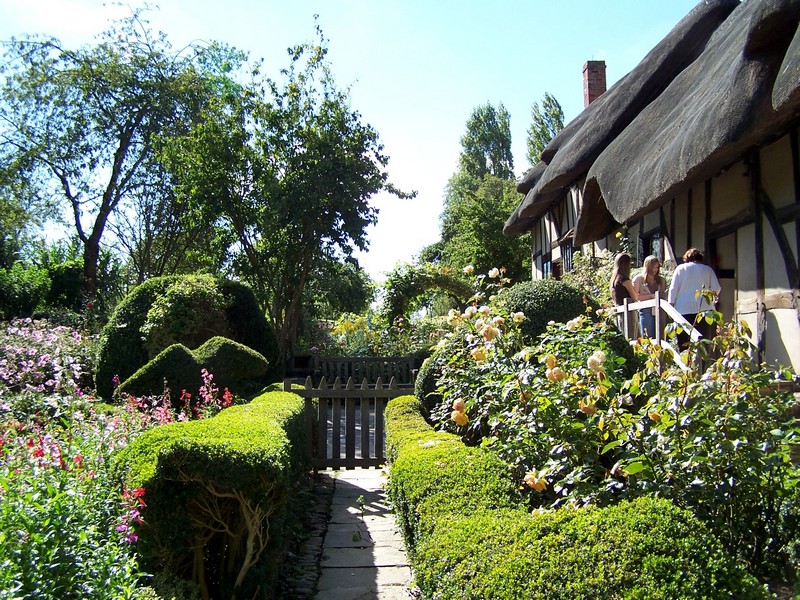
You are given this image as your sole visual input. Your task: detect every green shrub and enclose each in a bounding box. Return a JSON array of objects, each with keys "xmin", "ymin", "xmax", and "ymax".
[
  {"xmin": 385, "ymin": 395, "xmax": 766, "ymax": 599},
  {"xmin": 0, "ymin": 262, "xmax": 51, "ymax": 319},
  {"xmin": 386, "ymin": 396, "xmax": 521, "ymax": 548},
  {"xmin": 413, "ymin": 497, "xmax": 769, "ymax": 600},
  {"xmin": 500, "ymin": 278, "xmax": 598, "ymax": 343},
  {"xmin": 96, "ymin": 276, "xmax": 178, "ymax": 400},
  {"xmin": 115, "ymin": 343, "xmax": 200, "ymax": 402},
  {"xmin": 141, "ymin": 275, "xmax": 231, "ymax": 358},
  {"xmin": 113, "ymin": 390, "xmax": 307, "ymax": 600},
  {"xmin": 96, "ymin": 275, "xmax": 279, "ymax": 400},
  {"xmin": 115, "ymin": 337, "xmax": 270, "ymax": 404}
]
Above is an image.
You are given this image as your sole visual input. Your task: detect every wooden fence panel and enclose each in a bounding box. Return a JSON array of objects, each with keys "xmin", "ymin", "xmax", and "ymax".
[{"xmin": 284, "ymin": 375, "xmax": 407, "ymax": 469}]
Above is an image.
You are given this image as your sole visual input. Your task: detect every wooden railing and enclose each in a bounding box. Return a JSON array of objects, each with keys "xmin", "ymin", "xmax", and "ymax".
[
  {"xmin": 606, "ymin": 295, "xmax": 701, "ymax": 371},
  {"xmin": 312, "ymin": 355, "xmax": 415, "ymax": 387},
  {"xmin": 284, "ymin": 376, "xmax": 408, "ymax": 470}
]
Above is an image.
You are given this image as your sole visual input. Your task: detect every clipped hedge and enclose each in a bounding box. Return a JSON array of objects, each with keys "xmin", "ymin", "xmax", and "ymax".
[
  {"xmin": 113, "ymin": 390, "xmax": 306, "ymax": 599},
  {"xmin": 385, "ymin": 395, "xmax": 769, "ymax": 600},
  {"xmin": 95, "ymin": 275, "xmax": 279, "ymax": 400},
  {"xmin": 385, "ymin": 395, "xmax": 521, "ymax": 549},
  {"xmin": 413, "ymin": 498, "xmax": 768, "ymax": 600},
  {"xmin": 115, "ymin": 337, "xmax": 270, "ymax": 403},
  {"xmin": 500, "ymin": 278, "xmax": 598, "ymax": 343}
]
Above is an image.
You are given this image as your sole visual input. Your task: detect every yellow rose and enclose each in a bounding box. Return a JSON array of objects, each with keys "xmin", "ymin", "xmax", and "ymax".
[
  {"xmin": 545, "ymin": 354, "xmax": 557, "ymax": 370},
  {"xmin": 452, "ymin": 397, "xmax": 465, "ymax": 412},
  {"xmin": 481, "ymin": 324, "xmax": 500, "ymax": 341},
  {"xmin": 523, "ymin": 471, "xmax": 548, "ymax": 492},
  {"xmin": 463, "ymin": 265, "xmax": 475, "ymax": 275},
  {"xmin": 471, "ymin": 346, "xmax": 488, "ymax": 362},
  {"xmin": 512, "ymin": 312, "xmax": 525, "ymax": 323},
  {"xmin": 451, "ymin": 410, "xmax": 468, "ymax": 426}
]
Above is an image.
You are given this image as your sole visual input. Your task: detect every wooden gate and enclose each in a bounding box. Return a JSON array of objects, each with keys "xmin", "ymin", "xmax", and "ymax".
[{"xmin": 283, "ymin": 376, "xmax": 409, "ymax": 470}]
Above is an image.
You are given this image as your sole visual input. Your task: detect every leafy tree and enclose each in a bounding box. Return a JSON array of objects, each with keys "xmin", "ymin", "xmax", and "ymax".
[
  {"xmin": 163, "ymin": 27, "xmax": 411, "ymax": 363},
  {"xmin": 0, "ymin": 9, "xmax": 223, "ymax": 298},
  {"xmin": 439, "ymin": 175, "xmax": 530, "ymax": 280},
  {"xmin": 420, "ymin": 102, "xmax": 528, "ymax": 283},
  {"xmin": 526, "ymin": 92, "xmax": 564, "ymax": 165},
  {"xmin": 458, "ymin": 103, "xmax": 514, "ymax": 180}
]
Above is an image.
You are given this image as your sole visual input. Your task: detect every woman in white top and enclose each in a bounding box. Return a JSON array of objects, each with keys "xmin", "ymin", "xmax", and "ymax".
[
  {"xmin": 667, "ymin": 247, "xmax": 721, "ymax": 347},
  {"xmin": 632, "ymin": 255, "xmax": 666, "ymax": 338}
]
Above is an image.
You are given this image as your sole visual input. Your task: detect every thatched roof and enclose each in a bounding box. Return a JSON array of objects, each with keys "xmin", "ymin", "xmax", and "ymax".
[{"xmin": 505, "ymin": 0, "xmax": 800, "ymax": 245}]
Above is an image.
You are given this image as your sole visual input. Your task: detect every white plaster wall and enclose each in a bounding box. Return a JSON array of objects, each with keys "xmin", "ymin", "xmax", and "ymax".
[
  {"xmin": 761, "ymin": 136, "xmax": 794, "ymax": 209},
  {"xmin": 765, "ymin": 309, "xmax": 800, "ymax": 372},
  {"xmin": 711, "ymin": 161, "xmax": 749, "ymax": 222}
]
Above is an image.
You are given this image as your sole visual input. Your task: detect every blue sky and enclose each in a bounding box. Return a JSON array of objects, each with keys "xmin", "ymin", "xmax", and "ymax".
[{"xmin": 1, "ymin": 0, "xmax": 702, "ymax": 280}]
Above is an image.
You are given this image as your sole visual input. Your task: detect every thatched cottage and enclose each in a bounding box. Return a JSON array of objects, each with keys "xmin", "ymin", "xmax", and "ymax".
[{"xmin": 504, "ymin": 0, "xmax": 800, "ymax": 370}]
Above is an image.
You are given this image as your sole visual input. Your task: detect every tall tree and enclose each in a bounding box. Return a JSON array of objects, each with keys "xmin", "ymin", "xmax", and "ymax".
[
  {"xmin": 420, "ymin": 102, "xmax": 528, "ymax": 282},
  {"xmin": 0, "ymin": 10, "xmax": 219, "ymax": 297},
  {"xmin": 458, "ymin": 102, "xmax": 514, "ymax": 180},
  {"xmin": 526, "ymin": 92, "xmax": 564, "ymax": 165},
  {"xmin": 163, "ymin": 28, "xmax": 411, "ymax": 361}
]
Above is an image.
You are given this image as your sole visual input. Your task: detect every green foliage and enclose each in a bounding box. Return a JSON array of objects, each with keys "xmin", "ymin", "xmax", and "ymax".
[
  {"xmin": 0, "ymin": 8, "xmax": 229, "ymax": 297},
  {"xmin": 0, "ymin": 262, "xmax": 50, "ymax": 319},
  {"xmin": 426, "ymin": 277, "xmax": 800, "ymax": 587},
  {"xmin": 561, "ymin": 248, "xmax": 616, "ymax": 305},
  {"xmin": 113, "ymin": 390, "xmax": 306, "ymax": 599},
  {"xmin": 458, "ymin": 103, "xmax": 514, "ymax": 180},
  {"xmin": 412, "ymin": 498, "xmax": 768, "ymax": 600},
  {"xmin": 0, "ymin": 328, "xmax": 157, "ymax": 600},
  {"xmin": 385, "ymin": 395, "xmax": 521, "ymax": 548},
  {"xmin": 115, "ymin": 337, "xmax": 269, "ymax": 404},
  {"xmin": 380, "ymin": 262, "xmax": 473, "ymax": 325},
  {"xmin": 386, "ymin": 395, "xmax": 765, "ymax": 599},
  {"xmin": 615, "ymin": 320, "xmax": 800, "ymax": 584},
  {"xmin": 500, "ymin": 278, "xmax": 599, "ymax": 344},
  {"xmin": 95, "ymin": 275, "xmax": 278, "ymax": 400},
  {"xmin": 438, "ymin": 175, "xmax": 532, "ymax": 281},
  {"xmin": 526, "ymin": 92, "xmax": 564, "ymax": 166},
  {"xmin": 141, "ymin": 274, "xmax": 231, "ymax": 358}
]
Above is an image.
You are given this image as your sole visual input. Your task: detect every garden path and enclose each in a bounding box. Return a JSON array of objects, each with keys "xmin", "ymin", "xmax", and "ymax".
[{"xmin": 281, "ymin": 468, "xmax": 416, "ymax": 599}]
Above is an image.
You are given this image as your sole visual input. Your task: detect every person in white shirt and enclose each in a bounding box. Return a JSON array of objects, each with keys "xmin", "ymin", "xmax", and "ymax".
[{"xmin": 668, "ymin": 247, "xmax": 721, "ymax": 347}]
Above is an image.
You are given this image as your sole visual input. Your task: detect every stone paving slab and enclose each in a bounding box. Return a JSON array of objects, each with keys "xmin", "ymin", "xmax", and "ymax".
[
  {"xmin": 317, "ymin": 566, "xmax": 413, "ymax": 591},
  {"xmin": 321, "ymin": 545, "xmax": 409, "ymax": 569},
  {"xmin": 287, "ymin": 467, "xmax": 416, "ymax": 599}
]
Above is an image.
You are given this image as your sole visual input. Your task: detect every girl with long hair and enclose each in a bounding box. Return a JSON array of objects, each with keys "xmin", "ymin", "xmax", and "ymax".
[{"xmin": 610, "ymin": 253, "xmax": 639, "ymax": 338}]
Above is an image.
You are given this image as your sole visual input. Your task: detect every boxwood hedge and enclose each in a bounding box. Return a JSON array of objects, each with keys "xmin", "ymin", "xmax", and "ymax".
[
  {"xmin": 385, "ymin": 395, "xmax": 769, "ymax": 600},
  {"xmin": 113, "ymin": 390, "xmax": 306, "ymax": 599},
  {"xmin": 114, "ymin": 336, "xmax": 270, "ymax": 404},
  {"xmin": 95, "ymin": 275, "xmax": 279, "ymax": 400}
]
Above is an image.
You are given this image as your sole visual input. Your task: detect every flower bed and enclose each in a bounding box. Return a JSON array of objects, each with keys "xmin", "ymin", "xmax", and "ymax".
[{"xmin": 385, "ymin": 395, "xmax": 769, "ymax": 599}]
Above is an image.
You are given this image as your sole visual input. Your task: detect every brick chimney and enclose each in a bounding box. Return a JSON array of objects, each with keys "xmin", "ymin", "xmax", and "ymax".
[{"xmin": 583, "ymin": 60, "xmax": 607, "ymax": 108}]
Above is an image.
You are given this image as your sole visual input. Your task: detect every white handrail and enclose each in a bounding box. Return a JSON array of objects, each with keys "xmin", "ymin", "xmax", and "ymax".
[
  {"xmin": 605, "ymin": 295, "xmax": 702, "ymax": 345},
  {"xmin": 605, "ymin": 296, "xmax": 702, "ymax": 372}
]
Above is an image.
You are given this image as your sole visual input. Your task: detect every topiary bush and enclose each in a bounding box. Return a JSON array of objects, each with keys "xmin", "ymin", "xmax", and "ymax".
[
  {"xmin": 385, "ymin": 395, "xmax": 522, "ymax": 549},
  {"xmin": 499, "ymin": 278, "xmax": 599, "ymax": 344},
  {"xmin": 115, "ymin": 337, "xmax": 270, "ymax": 404},
  {"xmin": 96, "ymin": 275, "xmax": 279, "ymax": 400},
  {"xmin": 141, "ymin": 275, "xmax": 231, "ymax": 358},
  {"xmin": 412, "ymin": 498, "xmax": 769, "ymax": 600},
  {"xmin": 385, "ymin": 395, "xmax": 769, "ymax": 600},
  {"xmin": 113, "ymin": 390, "xmax": 307, "ymax": 600}
]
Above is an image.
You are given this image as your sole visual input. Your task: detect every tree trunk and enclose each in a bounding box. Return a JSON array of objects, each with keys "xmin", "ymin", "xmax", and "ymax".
[{"xmin": 82, "ymin": 235, "xmax": 100, "ymax": 300}]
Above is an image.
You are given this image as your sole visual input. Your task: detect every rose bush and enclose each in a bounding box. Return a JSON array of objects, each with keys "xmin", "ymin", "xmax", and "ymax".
[{"xmin": 427, "ymin": 271, "xmax": 800, "ymax": 589}]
